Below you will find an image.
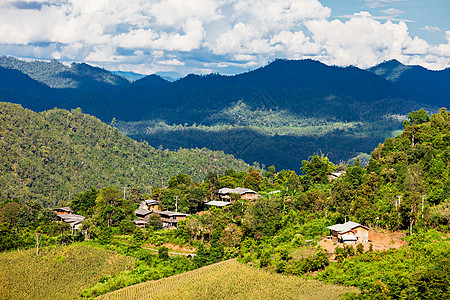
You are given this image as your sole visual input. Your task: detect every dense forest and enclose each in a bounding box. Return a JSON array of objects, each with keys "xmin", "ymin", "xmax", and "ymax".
[
  {"xmin": 0, "ymin": 56, "xmax": 447, "ymax": 170},
  {"xmin": 1, "ymin": 108, "xmax": 448, "ymax": 299},
  {"xmin": 0, "ymin": 102, "xmax": 249, "ymax": 207}
]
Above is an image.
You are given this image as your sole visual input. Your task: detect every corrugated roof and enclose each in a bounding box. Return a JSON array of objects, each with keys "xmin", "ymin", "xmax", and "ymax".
[
  {"xmin": 143, "ymin": 200, "xmax": 159, "ymax": 205},
  {"xmin": 57, "ymin": 213, "xmax": 85, "ymax": 224},
  {"xmin": 206, "ymin": 201, "xmax": 232, "ymax": 207},
  {"xmin": 135, "ymin": 209, "xmax": 152, "ymax": 216},
  {"xmin": 156, "ymin": 211, "xmax": 189, "ymax": 217},
  {"xmin": 54, "ymin": 206, "xmax": 72, "ymax": 212},
  {"xmin": 326, "ymin": 221, "xmax": 368, "ymax": 233},
  {"xmin": 218, "ymin": 187, "xmax": 256, "ymax": 195}
]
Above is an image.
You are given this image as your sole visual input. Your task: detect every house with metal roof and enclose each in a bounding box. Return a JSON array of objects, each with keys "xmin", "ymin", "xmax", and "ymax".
[
  {"xmin": 326, "ymin": 221, "xmax": 369, "ymax": 244},
  {"xmin": 139, "ymin": 199, "xmax": 160, "ymax": 212},
  {"xmin": 53, "ymin": 206, "xmax": 73, "ymax": 215},
  {"xmin": 327, "ymin": 171, "xmax": 346, "ymax": 181},
  {"xmin": 156, "ymin": 211, "xmax": 189, "ymax": 229},
  {"xmin": 218, "ymin": 187, "xmax": 258, "ymax": 201},
  {"xmin": 55, "ymin": 212, "xmax": 85, "ymax": 231},
  {"xmin": 205, "ymin": 200, "xmax": 232, "ymax": 207}
]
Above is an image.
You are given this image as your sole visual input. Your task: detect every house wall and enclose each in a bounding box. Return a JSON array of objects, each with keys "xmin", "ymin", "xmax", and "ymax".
[
  {"xmin": 353, "ymin": 226, "xmax": 369, "ymax": 243},
  {"xmin": 241, "ymin": 193, "xmax": 256, "ymax": 200}
]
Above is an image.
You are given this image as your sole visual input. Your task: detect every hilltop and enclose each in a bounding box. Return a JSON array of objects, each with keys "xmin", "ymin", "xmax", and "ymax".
[{"xmin": 0, "ymin": 102, "xmax": 249, "ymax": 207}]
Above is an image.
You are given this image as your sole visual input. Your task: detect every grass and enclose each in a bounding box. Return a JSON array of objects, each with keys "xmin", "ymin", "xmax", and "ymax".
[
  {"xmin": 97, "ymin": 259, "xmax": 357, "ymax": 300},
  {"xmin": 0, "ymin": 243, "xmax": 135, "ymax": 300}
]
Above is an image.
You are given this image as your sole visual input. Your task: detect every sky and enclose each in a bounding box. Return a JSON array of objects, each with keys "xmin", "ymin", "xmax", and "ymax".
[{"xmin": 0, "ymin": 0, "xmax": 448, "ymax": 76}]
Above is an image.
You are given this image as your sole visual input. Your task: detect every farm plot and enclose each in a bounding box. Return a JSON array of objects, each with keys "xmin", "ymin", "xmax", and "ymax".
[
  {"xmin": 0, "ymin": 243, "xmax": 135, "ymax": 300},
  {"xmin": 98, "ymin": 259, "xmax": 357, "ymax": 300}
]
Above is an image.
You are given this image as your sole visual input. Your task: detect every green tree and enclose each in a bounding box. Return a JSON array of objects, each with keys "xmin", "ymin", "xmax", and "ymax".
[
  {"xmin": 158, "ymin": 246, "xmax": 169, "ymax": 260},
  {"xmin": 301, "ymin": 155, "xmax": 336, "ymax": 185},
  {"xmin": 71, "ymin": 187, "xmax": 98, "ymax": 216}
]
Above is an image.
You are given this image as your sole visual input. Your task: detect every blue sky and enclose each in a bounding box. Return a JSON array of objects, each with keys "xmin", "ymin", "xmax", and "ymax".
[{"xmin": 0, "ymin": 0, "xmax": 448, "ymax": 76}]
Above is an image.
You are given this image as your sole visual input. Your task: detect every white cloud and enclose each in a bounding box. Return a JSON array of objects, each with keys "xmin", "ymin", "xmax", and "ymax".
[
  {"xmin": 381, "ymin": 8, "xmax": 404, "ymax": 16},
  {"xmin": 157, "ymin": 59, "xmax": 185, "ymax": 66},
  {"xmin": 421, "ymin": 25, "xmax": 441, "ymax": 33},
  {"xmin": 0, "ymin": 0, "xmax": 448, "ymax": 74},
  {"xmin": 363, "ymin": 0, "xmax": 406, "ymax": 9}
]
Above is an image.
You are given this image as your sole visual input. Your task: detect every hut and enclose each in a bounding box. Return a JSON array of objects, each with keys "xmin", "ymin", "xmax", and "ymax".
[{"xmin": 326, "ymin": 221, "xmax": 369, "ymax": 244}]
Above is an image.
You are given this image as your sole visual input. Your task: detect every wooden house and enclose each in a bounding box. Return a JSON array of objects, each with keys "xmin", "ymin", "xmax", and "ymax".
[
  {"xmin": 134, "ymin": 208, "xmax": 153, "ymax": 227},
  {"xmin": 327, "ymin": 171, "xmax": 346, "ymax": 181},
  {"xmin": 326, "ymin": 221, "xmax": 369, "ymax": 244},
  {"xmin": 53, "ymin": 206, "xmax": 73, "ymax": 215},
  {"xmin": 156, "ymin": 211, "xmax": 189, "ymax": 229},
  {"xmin": 139, "ymin": 200, "xmax": 160, "ymax": 212},
  {"xmin": 218, "ymin": 187, "xmax": 258, "ymax": 201},
  {"xmin": 55, "ymin": 212, "xmax": 85, "ymax": 231}
]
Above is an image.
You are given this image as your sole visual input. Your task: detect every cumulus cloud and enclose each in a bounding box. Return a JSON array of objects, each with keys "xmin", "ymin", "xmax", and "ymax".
[{"xmin": 0, "ymin": 0, "xmax": 448, "ymax": 74}]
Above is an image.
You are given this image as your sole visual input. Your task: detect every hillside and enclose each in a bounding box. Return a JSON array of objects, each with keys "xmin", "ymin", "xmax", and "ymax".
[
  {"xmin": 0, "ymin": 57, "xmax": 446, "ymax": 171},
  {"xmin": 368, "ymin": 59, "xmax": 450, "ymax": 107},
  {"xmin": 97, "ymin": 259, "xmax": 356, "ymax": 300},
  {"xmin": 0, "ymin": 102, "xmax": 249, "ymax": 207},
  {"xmin": 0, "ymin": 243, "xmax": 135, "ymax": 300},
  {"xmin": 0, "ymin": 56, "xmax": 130, "ymax": 89}
]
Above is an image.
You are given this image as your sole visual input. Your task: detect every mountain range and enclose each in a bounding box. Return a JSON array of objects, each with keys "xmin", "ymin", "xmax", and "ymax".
[{"xmin": 0, "ymin": 56, "xmax": 448, "ymax": 171}]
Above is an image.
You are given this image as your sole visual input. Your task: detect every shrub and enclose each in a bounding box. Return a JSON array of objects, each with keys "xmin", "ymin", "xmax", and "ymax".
[{"xmin": 158, "ymin": 246, "xmax": 169, "ymax": 260}]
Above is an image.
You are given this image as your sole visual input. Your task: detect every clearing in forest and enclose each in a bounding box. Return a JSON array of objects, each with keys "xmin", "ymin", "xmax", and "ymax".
[{"xmin": 97, "ymin": 259, "xmax": 357, "ymax": 300}]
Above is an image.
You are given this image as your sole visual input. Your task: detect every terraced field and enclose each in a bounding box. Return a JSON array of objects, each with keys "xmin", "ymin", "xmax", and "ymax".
[
  {"xmin": 97, "ymin": 259, "xmax": 357, "ymax": 300},
  {"xmin": 0, "ymin": 243, "xmax": 135, "ymax": 300}
]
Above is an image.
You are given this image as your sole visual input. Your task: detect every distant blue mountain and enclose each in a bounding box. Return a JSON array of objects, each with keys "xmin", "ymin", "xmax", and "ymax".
[{"xmin": 112, "ymin": 71, "xmax": 145, "ymax": 82}]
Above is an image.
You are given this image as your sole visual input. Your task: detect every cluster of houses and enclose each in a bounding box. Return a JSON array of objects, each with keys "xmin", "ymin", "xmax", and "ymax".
[
  {"xmin": 53, "ymin": 186, "xmax": 371, "ymax": 245},
  {"xmin": 53, "ymin": 187, "xmax": 259, "ymax": 231}
]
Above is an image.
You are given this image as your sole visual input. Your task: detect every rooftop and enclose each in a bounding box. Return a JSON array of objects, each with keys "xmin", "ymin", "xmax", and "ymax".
[
  {"xmin": 135, "ymin": 209, "xmax": 153, "ymax": 216},
  {"xmin": 326, "ymin": 221, "xmax": 369, "ymax": 234},
  {"xmin": 142, "ymin": 199, "xmax": 159, "ymax": 205},
  {"xmin": 205, "ymin": 201, "xmax": 232, "ymax": 207},
  {"xmin": 218, "ymin": 187, "xmax": 257, "ymax": 195},
  {"xmin": 156, "ymin": 211, "xmax": 189, "ymax": 217},
  {"xmin": 53, "ymin": 206, "xmax": 72, "ymax": 212},
  {"xmin": 57, "ymin": 213, "xmax": 85, "ymax": 224}
]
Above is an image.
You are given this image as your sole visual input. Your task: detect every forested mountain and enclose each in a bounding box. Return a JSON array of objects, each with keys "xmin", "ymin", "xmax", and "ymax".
[
  {"xmin": 0, "ymin": 57, "xmax": 447, "ymax": 171},
  {"xmin": 368, "ymin": 59, "xmax": 450, "ymax": 107},
  {"xmin": 0, "ymin": 102, "xmax": 249, "ymax": 207},
  {"xmin": 0, "ymin": 56, "xmax": 129, "ymax": 89}
]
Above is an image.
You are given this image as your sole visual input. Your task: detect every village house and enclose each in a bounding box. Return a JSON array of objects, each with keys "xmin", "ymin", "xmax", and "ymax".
[
  {"xmin": 53, "ymin": 206, "xmax": 73, "ymax": 215},
  {"xmin": 156, "ymin": 211, "xmax": 189, "ymax": 229},
  {"xmin": 53, "ymin": 207, "xmax": 85, "ymax": 231},
  {"xmin": 326, "ymin": 221, "xmax": 369, "ymax": 244},
  {"xmin": 218, "ymin": 187, "xmax": 258, "ymax": 201},
  {"xmin": 139, "ymin": 199, "xmax": 160, "ymax": 212},
  {"xmin": 133, "ymin": 208, "xmax": 153, "ymax": 227},
  {"xmin": 205, "ymin": 200, "xmax": 232, "ymax": 208},
  {"xmin": 327, "ymin": 171, "xmax": 346, "ymax": 181}
]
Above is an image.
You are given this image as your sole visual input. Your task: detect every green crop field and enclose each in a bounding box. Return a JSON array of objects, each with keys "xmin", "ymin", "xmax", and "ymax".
[
  {"xmin": 0, "ymin": 243, "xmax": 135, "ymax": 300},
  {"xmin": 97, "ymin": 259, "xmax": 357, "ymax": 300}
]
